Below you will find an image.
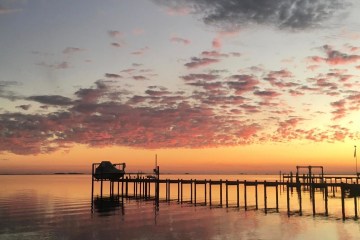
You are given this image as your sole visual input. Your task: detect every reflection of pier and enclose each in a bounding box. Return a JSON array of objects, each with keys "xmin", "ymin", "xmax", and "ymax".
[{"xmin": 91, "ymin": 164, "xmax": 360, "ymax": 220}]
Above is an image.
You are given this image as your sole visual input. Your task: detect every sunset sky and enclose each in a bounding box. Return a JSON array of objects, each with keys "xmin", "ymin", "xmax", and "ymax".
[{"xmin": 1, "ymin": 0, "xmax": 360, "ymax": 174}]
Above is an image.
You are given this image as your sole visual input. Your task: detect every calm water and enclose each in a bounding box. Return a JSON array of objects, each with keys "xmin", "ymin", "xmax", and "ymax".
[{"xmin": 1, "ymin": 175, "xmax": 360, "ymax": 240}]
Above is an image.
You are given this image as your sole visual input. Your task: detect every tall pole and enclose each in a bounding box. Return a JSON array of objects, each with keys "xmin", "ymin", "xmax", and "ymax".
[{"xmin": 355, "ymin": 145, "xmax": 357, "ymax": 175}]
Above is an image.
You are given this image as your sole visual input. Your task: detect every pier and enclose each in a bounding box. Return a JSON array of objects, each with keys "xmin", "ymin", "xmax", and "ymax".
[{"xmin": 91, "ymin": 164, "xmax": 360, "ymax": 220}]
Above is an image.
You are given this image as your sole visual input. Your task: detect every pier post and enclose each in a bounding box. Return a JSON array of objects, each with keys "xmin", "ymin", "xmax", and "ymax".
[
  {"xmin": 205, "ymin": 180, "xmax": 207, "ymax": 205},
  {"xmin": 91, "ymin": 169, "xmax": 94, "ymax": 202},
  {"xmin": 298, "ymin": 185, "xmax": 302, "ymax": 216},
  {"xmin": 177, "ymin": 179, "xmax": 180, "ymax": 203},
  {"xmin": 255, "ymin": 181, "xmax": 258, "ymax": 210},
  {"xmin": 244, "ymin": 180, "xmax": 247, "ymax": 210},
  {"xmin": 226, "ymin": 180, "xmax": 228, "ymax": 208},
  {"xmin": 325, "ymin": 184, "xmax": 328, "ymax": 216},
  {"xmin": 194, "ymin": 179, "xmax": 197, "ymax": 206},
  {"xmin": 121, "ymin": 179, "xmax": 124, "ymax": 199},
  {"xmin": 276, "ymin": 181, "xmax": 279, "ymax": 212},
  {"xmin": 354, "ymin": 183, "xmax": 358, "ymax": 219},
  {"xmin": 264, "ymin": 181, "xmax": 267, "ymax": 214},
  {"xmin": 144, "ymin": 179, "xmax": 147, "ymax": 200},
  {"xmin": 125, "ymin": 177, "xmax": 128, "ymax": 197},
  {"xmin": 190, "ymin": 179, "xmax": 193, "ymax": 203},
  {"xmin": 166, "ymin": 179, "xmax": 169, "ymax": 201},
  {"xmin": 220, "ymin": 179, "xmax": 223, "ymax": 207},
  {"xmin": 341, "ymin": 183, "xmax": 345, "ymax": 220},
  {"xmin": 237, "ymin": 180, "xmax": 240, "ymax": 208},
  {"xmin": 312, "ymin": 182, "xmax": 316, "ymax": 216},
  {"xmin": 100, "ymin": 178, "xmax": 103, "ymax": 199},
  {"xmin": 139, "ymin": 178, "xmax": 142, "ymax": 198},
  {"xmin": 209, "ymin": 180, "xmax": 212, "ymax": 207},
  {"xmin": 354, "ymin": 196, "xmax": 358, "ymax": 219},
  {"xmin": 287, "ymin": 181, "xmax": 290, "ymax": 216},
  {"xmin": 168, "ymin": 179, "xmax": 171, "ymax": 202},
  {"xmin": 181, "ymin": 180, "xmax": 183, "ymax": 204}
]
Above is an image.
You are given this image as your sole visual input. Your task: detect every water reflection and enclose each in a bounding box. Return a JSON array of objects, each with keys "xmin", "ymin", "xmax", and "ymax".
[
  {"xmin": 92, "ymin": 197, "xmax": 124, "ymax": 215},
  {"xmin": 1, "ymin": 175, "xmax": 360, "ymax": 240}
]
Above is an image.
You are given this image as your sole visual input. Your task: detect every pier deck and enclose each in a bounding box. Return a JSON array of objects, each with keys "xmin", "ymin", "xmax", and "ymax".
[{"xmin": 92, "ymin": 175, "xmax": 360, "ymax": 220}]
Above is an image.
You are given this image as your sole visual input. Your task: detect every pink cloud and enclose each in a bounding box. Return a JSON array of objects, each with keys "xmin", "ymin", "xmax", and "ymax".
[
  {"xmin": 164, "ymin": 6, "xmax": 190, "ymax": 16},
  {"xmin": 181, "ymin": 73, "xmax": 219, "ymax": 81},
  {"xmin": 201, "ymin": 50, "xmax": 228, "ymax": 58},
  {"xmin": 132, "ymin": 28, "xmax": 145, "ymax": 35},
  {"xmin": 330, "ymin": 99, "xmax": 346, "ymax": 120},
  {"xmin": 170, "ymin": 37, "xmax": 191, "ymax": 45},
  {"xmin": 184, "ymin": 57, "xmax": 219, "ymax": 68},
  {"xmin": 131, "ymin": 46, "xmax": 149, "ymax": 55},
  {"xmin": 309, "ymin": 45, "xmax": 360, "ymax": 65},
  {"xmin": 227, "ymin": 75, "xmax": 259, "ymax": 95},
  {"xmin": 212, "ymin": 37, "xmax": 222, "ymax": 49}
]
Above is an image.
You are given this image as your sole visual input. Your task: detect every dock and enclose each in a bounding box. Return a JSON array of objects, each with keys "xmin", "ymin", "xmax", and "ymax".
[{"xmin": 91, "ymin": 163, "xmax": 360, "ymax": 220}]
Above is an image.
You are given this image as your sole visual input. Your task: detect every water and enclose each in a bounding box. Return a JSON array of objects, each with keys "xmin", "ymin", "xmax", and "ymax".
[{"xmin": 1, "ymin": 175, "xmax": 360, "ymax": 240}]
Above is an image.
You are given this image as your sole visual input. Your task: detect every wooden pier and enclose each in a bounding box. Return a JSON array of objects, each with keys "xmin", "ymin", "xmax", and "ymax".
[{"xmin": 91, "ymin": 164, "xmax": 360, "ymax": 220}]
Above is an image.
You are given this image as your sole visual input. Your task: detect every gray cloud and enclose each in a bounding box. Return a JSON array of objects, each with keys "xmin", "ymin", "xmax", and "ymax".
[
  {"xmin": 27, "ymin": 95, "xmax": 74, "ymax": 106},
  {"xmin": 154, "ymin": 0, "xmax": 349, "ymax": 30}
]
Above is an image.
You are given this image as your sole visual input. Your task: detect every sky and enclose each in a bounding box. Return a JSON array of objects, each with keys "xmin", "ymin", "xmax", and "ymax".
[{"xmin": 1, "ymin": 0, "xmax": 360, "ymax": 174}]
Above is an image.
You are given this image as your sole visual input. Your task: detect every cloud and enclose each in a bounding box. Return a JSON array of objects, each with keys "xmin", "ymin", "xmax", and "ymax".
[
  {"xmin": 212, "ymin": 37, "xmax": 221, "ymax": 49},
  {"xmin": 227, "ymin": 75, "xmax": 259, "ymax": 95},
  {"xmin": 263, "ymin": 69, "xmax": 297, "ymax": 87},
  {"xmin": 62, "ymin": 47, "xmax": 84, "ymax": 55},
  {"xmin": 108, "ymin": 30, "xmax": 126, "ymax": 47},
  {"xmin": 131, "ymin": 47, "xmax": 149, "ymax": 55},
  {"xmin": 181, "ymin": 73, "xmax": 219, "ymax": 81},
  {"xmin": 170, "ymin": 37, "xmax": 191, "ymax": 45},
  {"xmin": 154, "ymin": 0, "xmax": 348, "ymax": 30},
  {"xmin": 133, "ymin": 75, "xmax": 149, "ymax": 81},
  {"xmin": 16, "ymin": 104, "xmax": 31, "ymax": 110},
  {"xmin": 201, "ymin": 51, "xmax": 229, "ymax": 58},
  {"xmin": 105, "ymin": 73, "xmax": 122, "ymax": 79},
  {"xmin": 27, "ymin": 95, "xmax": 73, "ymax": 106},
  {"xmin": 37, "ymin": 61, "xmax": 70, "ymax": 69},
  {"xmin": 309, "ymin": 45, "xmax": 360, "ymax": 65},
  {"xmin": 254, "ymin": 90, "xmax": 281, "ymax": 98},
  {"xmin": 0, "ymin": 81, "xmax": 23, "ymax": 101},
  {"xmin": 108, "ymin": 30, "xmax": 122, "ymax": 38},
  {"xmin": 184, "ymin": 57, "xmax": 219, "ymax": 68},
  {"xmin": 330, "ymin": 99, "xmax": 346, "ymax": 120},
  {"xmin": 111, "ymin": 42, "xmax": 123, "ymax": 48}
]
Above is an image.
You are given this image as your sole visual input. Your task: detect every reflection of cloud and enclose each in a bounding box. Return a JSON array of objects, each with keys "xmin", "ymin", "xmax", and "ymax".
[{"xmin": 154, "ymin": 0, "xmax": 348, "ymax": 30}]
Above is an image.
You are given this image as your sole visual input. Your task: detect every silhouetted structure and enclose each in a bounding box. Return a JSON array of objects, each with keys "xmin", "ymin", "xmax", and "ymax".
[{"xmin": 91, "ymin": 163, "xmax": 360, "ymax": 220}]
